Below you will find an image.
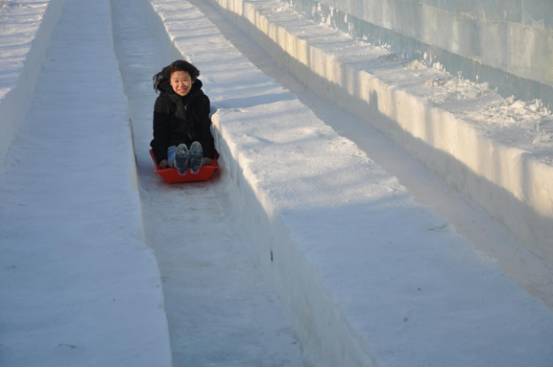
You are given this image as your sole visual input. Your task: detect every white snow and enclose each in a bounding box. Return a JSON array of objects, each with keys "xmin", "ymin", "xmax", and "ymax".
[
  {"xmin": 213, "ymin": 0, "xmax": 553, "ymax": 274},
  {"xmin": 0, "ymin": 0, "xmax": 171, "ymax": 365},
  {"xmin": 0, "ymin": 0, "xmax": 62, "ymax": 171},
  {"xmin": 1, "ymin": 0, "xmax": 553, "ymax": 366}
]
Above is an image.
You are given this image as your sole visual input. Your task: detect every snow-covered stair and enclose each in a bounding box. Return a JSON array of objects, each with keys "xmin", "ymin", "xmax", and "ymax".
[
  {"xmin": 0, "ymin": 0, "xmax": 171, "ymax": 364},
  {"xmin": 148, "ymin": 0, "xmax": 553, "ymax": 365}
]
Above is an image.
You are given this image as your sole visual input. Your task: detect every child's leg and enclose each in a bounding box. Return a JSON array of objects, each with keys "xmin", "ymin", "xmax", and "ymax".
[
  {"xmin": 189, "ymin": 141, "xmax": 203, "ymax": 173},
  {"xmin": 174, "ymin": 143, "xmax": 190, "ymax": 175}
]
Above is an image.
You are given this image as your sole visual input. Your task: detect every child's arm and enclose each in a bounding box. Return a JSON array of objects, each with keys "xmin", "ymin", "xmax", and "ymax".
[{"xmin": 151, "ymin": 96, "xmax": 171, "ymax": 163}]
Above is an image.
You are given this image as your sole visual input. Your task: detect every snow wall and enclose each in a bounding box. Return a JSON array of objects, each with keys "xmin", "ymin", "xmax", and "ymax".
[
  {"xmin": 213, "ymin": 0, "xmax": 553, "ymax": 274},
  {"xmin": 287, "ymin": 0, "xmax": 553, "ymax": 110},
  {"xmin": 0, "ymin": 0, "xmax": 63, "ymax": 172}
]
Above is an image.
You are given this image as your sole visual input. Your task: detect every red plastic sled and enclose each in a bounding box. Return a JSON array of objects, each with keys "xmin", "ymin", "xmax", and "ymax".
[{"xmin": 150, "ymin": 149, "xmax": 219, "ymax": 184}]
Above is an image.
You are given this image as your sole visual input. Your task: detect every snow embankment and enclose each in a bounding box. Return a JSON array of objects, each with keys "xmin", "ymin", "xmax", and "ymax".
[
  {"xmin": 0, "ymin": 0, "xmax": 171, "ymax": 365},
  {"xmin": 0, "ymin": 0, "xmax": 63, "ymax": 170},
  {"xmin": 149, "ymin": 0, "xmax": 553, "ymax": 365},
  {"xmin": 213, "ymin": 0, "xmax": 553, "ymax": 268}
]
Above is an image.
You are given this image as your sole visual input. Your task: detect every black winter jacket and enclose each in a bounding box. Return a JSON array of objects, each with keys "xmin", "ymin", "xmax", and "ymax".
[{"xmin": 150, "ymin": 79, "xmax": 217, "ymax": 163}]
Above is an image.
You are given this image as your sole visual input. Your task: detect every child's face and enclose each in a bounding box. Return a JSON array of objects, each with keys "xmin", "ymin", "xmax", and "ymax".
[{"xmin": 170, "ymin": 71, "xmax": 192, "ymax": 96}]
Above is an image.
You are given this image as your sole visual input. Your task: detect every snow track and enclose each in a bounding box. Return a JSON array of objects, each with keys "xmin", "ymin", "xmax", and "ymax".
[{"xmin": 111, "ymin": 0, "xmax": 303, "ymax": 365}]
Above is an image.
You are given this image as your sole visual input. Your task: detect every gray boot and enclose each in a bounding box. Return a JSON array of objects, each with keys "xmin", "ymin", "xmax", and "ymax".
[
  {"xmin": 175, "ymin": 143, "xmax": 190, "ymax": 175},
  {"xmin": 189, "ymin": 141, "xmax": 204, "ymax": 174}
]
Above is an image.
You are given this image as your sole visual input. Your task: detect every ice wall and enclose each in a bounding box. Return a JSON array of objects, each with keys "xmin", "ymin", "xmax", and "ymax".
[{"xmin": 288, "ymin": 0, "xmax": 553, "ymax": 108}]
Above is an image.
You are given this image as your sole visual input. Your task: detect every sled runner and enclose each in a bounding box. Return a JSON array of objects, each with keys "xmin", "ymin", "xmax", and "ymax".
[{"xmin": 150, "ymin": 149, "xmax": 219, "ymax": 184}]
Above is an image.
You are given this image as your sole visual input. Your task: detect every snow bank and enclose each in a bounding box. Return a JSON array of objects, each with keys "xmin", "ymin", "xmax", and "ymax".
[
  {"xmin": 212, "ymin": 0, "xmax": 553, "ymax": 270},
  {"xmin": 147, "ymin": 0, "xmax": 553, "ymax": 365},
  {"xmin": 0, "ymin": 0, "xmax": 171, "ymax": 365},
  {"xmin": 0, "ymin": 0, "xmax": 63, "ymax": 171}
]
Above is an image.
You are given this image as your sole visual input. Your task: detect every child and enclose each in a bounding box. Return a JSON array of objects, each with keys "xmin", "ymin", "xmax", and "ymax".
[{"xmin": 150, "ymin": 60, "xmax": 217, "ymax": 175}]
